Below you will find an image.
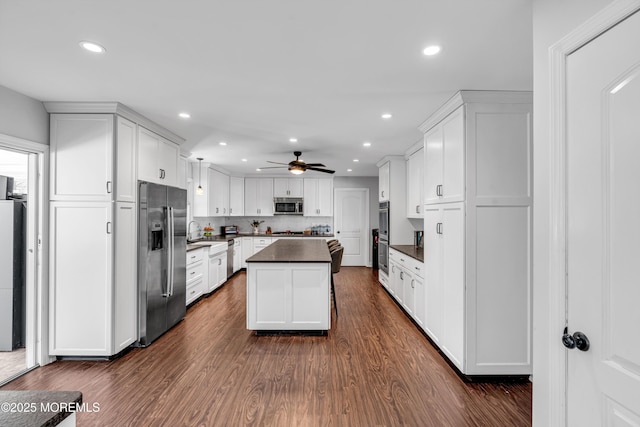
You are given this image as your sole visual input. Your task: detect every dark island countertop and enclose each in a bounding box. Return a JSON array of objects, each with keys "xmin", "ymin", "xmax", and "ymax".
[
  {"xmin": 390, "ymin": 245, "xmax": 424, "ymax": 263},
  {"xmin": 0, "ymin": 390, "xmax": 82, "ymax": 427},
  {"xmin": 247, "ymin": 239, "xmax": 331, "ymax": 263}
]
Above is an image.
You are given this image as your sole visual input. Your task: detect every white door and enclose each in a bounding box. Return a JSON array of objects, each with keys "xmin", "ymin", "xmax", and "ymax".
[
  {"xmin": 334, "ymin": 188, "xmax": 368, "ymax": 266},
  {"xmin": 566, "ymin": 10, "xmax": 640, "ymax": 425}
]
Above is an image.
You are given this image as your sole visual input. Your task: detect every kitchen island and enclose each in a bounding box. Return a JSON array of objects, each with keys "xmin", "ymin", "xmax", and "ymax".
[{"xmin": 246, "ymin": 239, "xmax": 332, "ymax": 333}]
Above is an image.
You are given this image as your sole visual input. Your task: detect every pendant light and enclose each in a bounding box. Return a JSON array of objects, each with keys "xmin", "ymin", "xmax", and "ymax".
[{"xmin": 196, "ymin": 158, "xmax": 204, "ymax": 195}]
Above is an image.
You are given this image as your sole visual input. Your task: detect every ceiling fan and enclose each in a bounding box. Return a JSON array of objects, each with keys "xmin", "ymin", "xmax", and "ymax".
[{"xmin": 260, "ymin": 151, "xmax": 335, "ymax": 175}]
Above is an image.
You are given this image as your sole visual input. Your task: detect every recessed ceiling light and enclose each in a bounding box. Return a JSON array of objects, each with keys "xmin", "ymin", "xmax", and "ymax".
[
  {"xmin": 423, "ymin": 45, "xmax": 441, "ymax": 56},
  {"xmin": 241, "ymin": 158, "xmax": 248, "ymax": 162},
  {"xmin": 353, "ymin": 159, "xmax": 359, "ymax": 162},
  {"xmin": 178, "ymin": 112, "xmax": 191, "ymax": 119},
  {"xmin": 79, "ymin": 41, "xmax": 106, "ymax": 53},
  {"xmin": 381, "ymin": 113, "xmax": 392, "ymax": 120},
  {"xmin": 347, "ymin": 169, "xmax": 353, "ymax": 172},
  {"xmin": 256, "ymin": 168, "xmax": 262, "ymax": 172},
  {"xmin": 363, "ymin": 142, "xmax": 371, "ymax": 147},
  {"xmin": 289, "ymin": 138, "xmax": 298, "ymax": 143},
  {"xmin": 219, "ymin": 141, "xmax": 227, "ymax": 146}
]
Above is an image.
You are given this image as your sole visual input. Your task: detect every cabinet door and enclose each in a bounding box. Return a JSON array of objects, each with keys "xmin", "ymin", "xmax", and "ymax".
[
  {"xmin": 288, "ymin": 179, "xmax": 304, "ymax": 197},
  {"xmin": 229, "ymin": 177, "xmax": 244, "ymax": 216},
  {"xmin": 424, "ymin": 206, "xmax": 443, "ymax": 343},
  {"xmin": 209, "ymin": 169, "xmax": 230, "ymax": 216},
  {"xmin": 50, "ymin": 202, "xmax": 113, "ymax": 356},
  {"xmin": 114, "ymin": 202, "xmax": 137, "ymax": 352},
  {"xmin": 241, "ymin": 237, "xmax": 253, "ymax": 268},
  {"xmin": 316, "ymin": 179, "xmax": 333, "ymax": 216},
  {"xmin": 208, "ymin": 256, "xmax": 220, "ymax": 292},
  {"xmin": 378, "ymin": 161, "xmax": 390, "ymax": 201},
  {"xmin": 440, "ymin": 203, "xmax": 465, "ymax": 369},
  {"xmin": 303, "ymin": 179, "xmax": 318, "ymax": 216},
  {"xmin": 257, "ymin": 178, "xmax": 274, "ymax": 216},
  {"xmin": 50, "ymin": 114, "xmax": 114, "ymax": 201},
  {"xmin": 441, "ymin": 107, "xmax": 465, "ymax": 203},
  {"xmin": 159, "ymin": 137, "xmax": 178, "ymax": 186},
  {"xmin": 273, "ymin": 178, "xmax": 290, "ymax": 197},
  {"xmin": 424, "ymin": 126, "xmax": 443, "ymax": 205},
  {"xmin": 217, "ymin": 253, "xmax": 227, "ymax": 287},
  {"xmin": 413, "ymin": 274, "xmax": 425, "ymax": 328},
  {"xmin": 116, "ymin": 117, "xmax": 137, "ymax": 203},
  {"xmin": 244, "ymin": 178, "xmax": 259, "ymax": 216},
  {"xmin": 138, "ymin": 127, "xmax": 161, "ymax": 183},
  {"xmin": 406, "ymin": 148, "xmax": 423, "ymax": 218},
  {"xmin": 402, "ymin": 268, "xmax": 415, "ymax": 317}
]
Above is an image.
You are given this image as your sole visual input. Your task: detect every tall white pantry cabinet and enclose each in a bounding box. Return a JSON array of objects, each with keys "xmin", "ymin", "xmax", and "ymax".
[
  {"xmin": 46, "ymin": 103, "xmax": 183, "ymax": 357},
  {"xmin": 419, "ymin": 91, "xmax": 533, "ymax": 376}
]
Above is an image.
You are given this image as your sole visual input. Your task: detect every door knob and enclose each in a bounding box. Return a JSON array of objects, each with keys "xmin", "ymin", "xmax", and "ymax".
[{"xmin": 562, "ymin": 327, "xmax": 590, "ymax": 351}]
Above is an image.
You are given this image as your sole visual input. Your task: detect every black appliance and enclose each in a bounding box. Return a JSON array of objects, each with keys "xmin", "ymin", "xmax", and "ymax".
[
  {"xmin": 0, "ymin": 175, "xmax": 14, "ymax": 199},
  {"xmin": 372, "ymin": 228, "xmax": 379, "ymax": 270},
  {"xmin": 378, "ymin": 202, "xmax": 389, "ymax": 275},
  {"xmin": 274, "ymin": 197, "xmax": 304, "ymax": 215},
  {"xmin": 221, "ymin": 225, "xmax": 238, "ymax": 236},
  {"xmin": 227, "ymin": 239, "xmax": 234, "ymax": 278}
]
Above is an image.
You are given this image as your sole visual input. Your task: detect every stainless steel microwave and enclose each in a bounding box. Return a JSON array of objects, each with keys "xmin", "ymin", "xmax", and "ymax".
[{"xmin": 274, "ymin": 197, "xmax": 303, "ymax": 215}]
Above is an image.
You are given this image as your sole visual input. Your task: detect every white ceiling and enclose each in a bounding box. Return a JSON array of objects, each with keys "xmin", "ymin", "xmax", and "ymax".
[{"xmin": 0, "ymin": 0, "xmax": 532, "ymax": 176}]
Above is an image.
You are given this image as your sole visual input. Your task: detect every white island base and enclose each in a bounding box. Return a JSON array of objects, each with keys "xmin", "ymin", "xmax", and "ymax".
[{"xmin": 246, "ymin": 240, "xmax": 332, "ymax": 333}]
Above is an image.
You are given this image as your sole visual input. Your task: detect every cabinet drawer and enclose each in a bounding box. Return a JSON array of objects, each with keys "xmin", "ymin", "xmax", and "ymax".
[
  {"xmin": 254, "ymin": 237, "xmax": 272, "ymax": 246},
  {"xmin": 186, "ymin": 277, "xmax": 204, "ymax": 306},
  {"xmin": 187, "ymin": 248, "xmax": 205, "ymax": 265},
  {"xmin": 187, "ymin": 260, "xmax": 205, "ymax": 284},
  {"xmin": 406, "ymin": 258, "xmax": 424, "ymax": 279}
]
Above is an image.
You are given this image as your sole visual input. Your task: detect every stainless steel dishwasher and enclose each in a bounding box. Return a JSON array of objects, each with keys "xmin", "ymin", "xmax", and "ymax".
[{"xmin": 226, "ymin": 239, "xmax": 234, "ymax": 278}]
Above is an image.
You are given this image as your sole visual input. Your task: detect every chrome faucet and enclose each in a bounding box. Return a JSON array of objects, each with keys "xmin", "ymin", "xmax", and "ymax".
[{"xmin": 187, "ymin": 221, "xmax": 201, "ymax": 241}]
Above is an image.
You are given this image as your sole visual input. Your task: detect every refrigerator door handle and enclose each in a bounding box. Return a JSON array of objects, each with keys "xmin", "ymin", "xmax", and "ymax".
[{"xmin": 168, "ymin": 206, "xmax": 175, "ymax": 297}]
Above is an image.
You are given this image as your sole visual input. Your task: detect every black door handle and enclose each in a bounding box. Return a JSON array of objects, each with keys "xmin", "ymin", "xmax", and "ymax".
[{"xmin": 562, "ymin": 327, "xmax": 590, "ymax": 351}]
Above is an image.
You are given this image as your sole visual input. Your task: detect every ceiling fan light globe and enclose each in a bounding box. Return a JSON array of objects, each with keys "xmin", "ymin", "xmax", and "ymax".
[{"xmin": 289, "ymin": 166, "xmax": 304, "ymax": 175}]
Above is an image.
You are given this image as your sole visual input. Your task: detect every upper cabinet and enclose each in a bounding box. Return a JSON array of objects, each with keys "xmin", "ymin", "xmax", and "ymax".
[
  {"xmin": 229, "ymin": 176, "xmax": 245, "ymax": 216},
  {"xmin": 273, "ymin": 178, "xmax": 303, "ymax": 197},
  {"xmin": 245, "ymin": 178, "xmax": 274, "ymax": 216},
  {"xmin": 303, "ymin": 178, "xmax": 333, "ymax": 216},
  {"xmin": 405, "ymin": 142, "xmax": 424, "ymax": 218},
  {"xmin": 378, "ymin": 161, "xmax": 390, "ymax": 202},
  {"xmin": 193, "ymin": 165, "xmax": 231, "ymax": 217},
  {"xmin": 138, "ymin": 126, "xmax": 179, "ymax": 187},
  {"xmin": 50, "ymin": 114, "xmax": 137, "ymax": 203},
  {"xmin": 423, "ymin": 106, "xmax": 464, "ymax": 205}
]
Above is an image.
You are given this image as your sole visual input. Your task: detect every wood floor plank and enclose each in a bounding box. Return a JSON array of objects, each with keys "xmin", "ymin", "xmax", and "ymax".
[{"xmin": 2, "ymin": 267, "xmax": 531, "ymax": 426}]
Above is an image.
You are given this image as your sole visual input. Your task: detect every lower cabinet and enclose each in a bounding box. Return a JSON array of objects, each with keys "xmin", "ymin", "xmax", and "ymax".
[
  {"xmin": 241, "ymin": 237, "xmax": 253, "ymax": 268},
  {"xmin": 208, "ymin": 248, "xmax": 227, "ymax": 293},
  {"xmin": 233, "ymin": 239, "xmax": 242, "ymax": 273},
  {"xmin": 49, "ymin": 201, "xmax": 136, "ymax": 357},
  {"xmin": 388, "ymin": 248, "xmax": 424, "ymax": 328},
  {"xmin": 186, "ymin": 248, "xmax": 206, "ymax": 306}
]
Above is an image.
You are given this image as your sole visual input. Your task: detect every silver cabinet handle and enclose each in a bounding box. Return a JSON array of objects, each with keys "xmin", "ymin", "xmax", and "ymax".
[
  {"xmin": 400, "ymin": 271, "xmax": 404, "ymax": 280},
  {"xmin": 218, "ymin": 259, "xmax": 222, "ymax": 265},
  {"xmin": 416, "ymin": 205, "xmax": 419, "ymax": 214},
  {"xmin": 436, "ymin": 223, "xmax": 443, "ymax": 235},
  {"xmin": 106, "ymin": 181, "xmax": 112, "ymax": 194},
  {"xmin": 411, "ymin": 279, "xmax": 415, "ymax": 289},
  {"xmin": 436, "ymin": 184, "xmax": 443, "ymax": 196},
  {"xmin": 190, "ymin": 271, "xmax": 196, "ymax": 275},
  {"xmin": 106, "ymin": 222, "xmax": 112, "ymax": 234},
  {"xmin": 381, "ymin": 190, "xmax": 385, "ymax": 198}
]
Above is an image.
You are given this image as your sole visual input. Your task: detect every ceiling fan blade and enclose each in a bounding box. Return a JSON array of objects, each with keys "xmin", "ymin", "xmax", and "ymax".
[
  {"xmin": 306, "ymin": 166, "xmax": 335, "ymax": 174},
  {"xmin": 304, "ymin": 163, "xmax": 325, "ymax": 167},
  {"xmin": 267, "ymin": 161, "xmax": 289, "ymax": 165}
]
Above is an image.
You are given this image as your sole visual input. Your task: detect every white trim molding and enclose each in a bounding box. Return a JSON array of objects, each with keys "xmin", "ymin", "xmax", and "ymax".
[{"xmin": 545, "ymin": 1, "xmax": 640, "ymax": 426}]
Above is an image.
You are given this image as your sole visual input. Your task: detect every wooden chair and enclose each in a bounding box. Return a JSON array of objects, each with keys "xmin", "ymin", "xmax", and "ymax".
[{"xmin": 329, "ymin": 245, "xmax": 344, "ymax": 316}]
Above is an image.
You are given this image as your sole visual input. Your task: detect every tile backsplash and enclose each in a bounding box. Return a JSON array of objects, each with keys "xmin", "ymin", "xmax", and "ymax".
[{"xmin": 191, "ymin": 215, "xmax": 333, "ymax": 239}]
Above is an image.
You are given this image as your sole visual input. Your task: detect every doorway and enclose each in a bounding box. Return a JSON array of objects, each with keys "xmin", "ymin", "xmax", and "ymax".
[
  {"xmin": 333, "ymin": 188, "xmax": 369, "ymax": 266},
  {"xmin": 0, "ymin": 138, "xmax": 48, "ymax": 385},
  {"xmin": 545, "ymin": 2, "xmax": 640, "ymax": 425}
]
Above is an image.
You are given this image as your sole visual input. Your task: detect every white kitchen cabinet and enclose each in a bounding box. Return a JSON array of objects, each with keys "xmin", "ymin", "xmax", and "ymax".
[
  {"xmin": 177, "ymin": 155, "xmax": 189, "ymax": 190},
  {"xmin": 49, "ymin": 201, "xmax": 136, "ymax": 356},
  {"xmin": 378, "ymin": 161, "xmax": 390, "ymax": 201},
  {"xmin": 186, "ymin": 248, "xmax": 206, "ymax": 306},
  {"xmin": 233, "ymin": 238, "xmax": 241, "ymax": 272},
  {"xmin": 138, "ymin": 126, "xmax": 179, "ymax": 187},
  {"xmin": 208, "ymin": 249, "xmax": 227, "ymax": 293},
  {"xmin": 405, "ymin": 145, "xmax": 424, "ymax": 218},
  {"xmin": 253, "ymin": 237, "xmax": 272, "ymax": 255},
  {"xmin": 418, "ymin": 90, "xmax": 533, "ymax": 376},
  {"xmin": 229, "ymin": 176, "xmax": 245, "ymax": 216},
  {"xmin": 375, "ymin": 157, "xmax": 414, "ymax": 246},
  {"xmin": 273, "ymin": 178, "xmax": 303, "ymax": 197},
  {"xmin": 244, "ymin": 178, "xmax": 274, "ymax": 216},
  {"xmin": 423, "ymin": 107, "xmax": 464, "ymax": 205},
  {"xmin": 50, "ymin": 114, "xmax": 136, "ymax": 203},
  {"xmin": 388, "ymin": 248, "xmax": 425, "ymax": 323},
  {"xmin": 303, "ymin": 178, "xmax": 333, "ymax": 216},
  {"xmin": 208, "ymin": 168, "xmax": 230, "ymax": 216},
  {"xmin": 241, "ymin": 237, "xmax": 253, "ymax": 268}
]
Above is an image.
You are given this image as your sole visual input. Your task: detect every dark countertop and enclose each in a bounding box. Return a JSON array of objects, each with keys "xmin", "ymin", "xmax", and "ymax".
[
  {"xmin": 0, "ymin": 390, "xmax": 82, "ymax": 427},
  {"xmin": 187, "ymin": 233, "xmax": 334, "ymax": 252},
  {"xmin": 247, "ymin": 239, "xmax": 331, "ymax": 263},
  {"xmin": 390, "ymin": 245, "xmax": 424, "ymax": 263}
]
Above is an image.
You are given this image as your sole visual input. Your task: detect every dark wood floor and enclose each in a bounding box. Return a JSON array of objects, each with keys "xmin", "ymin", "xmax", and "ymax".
[{"xmin": 2, "ymin": 267, "xmax": 531, "ymax": 426}]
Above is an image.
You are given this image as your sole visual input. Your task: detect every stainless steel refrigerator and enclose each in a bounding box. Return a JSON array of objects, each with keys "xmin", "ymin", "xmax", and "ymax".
[{"xmin": 137, "ymin": 181, "xmax": 187, "ymax": 347}]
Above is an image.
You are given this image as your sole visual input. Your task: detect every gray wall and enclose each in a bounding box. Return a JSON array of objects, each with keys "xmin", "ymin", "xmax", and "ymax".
[
  {"xmin": 0, "ymin": 85, "xmax": 49, "ymax": 144},
  {"xmin": 333, "ymin": 176, "xmax": 379, "ymax": 232}
]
